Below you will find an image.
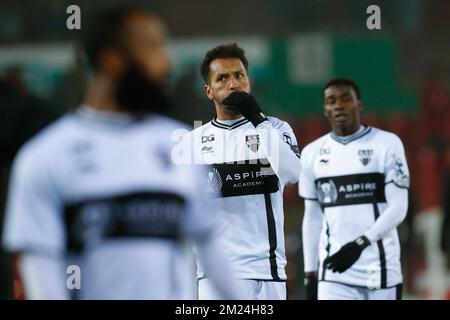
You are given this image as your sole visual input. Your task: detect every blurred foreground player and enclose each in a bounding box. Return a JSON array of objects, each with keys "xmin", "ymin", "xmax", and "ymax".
[
  {"xmin": 2, "ymin": 8, "xmax": 238, "ymax": 300},
  {"xmin": 181, "ymin": 44, "xmax": 300, "ymax": 299},
  {"xmin": 300, "ymin": 78, "xmax": 409, "ymax": 300}
]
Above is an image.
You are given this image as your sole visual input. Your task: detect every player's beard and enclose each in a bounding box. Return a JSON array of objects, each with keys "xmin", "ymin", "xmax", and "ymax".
[
  {"xmin": 116, "ymin": 62, "xmax": 172, "ymax": 117},
  {"xmin": 218, "ymin": 98, "xmax": 241, "ymax": 116}
]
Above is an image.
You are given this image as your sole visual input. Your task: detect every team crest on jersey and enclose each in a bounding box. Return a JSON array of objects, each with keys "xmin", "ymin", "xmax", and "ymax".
[
  {"xmin": 207, "ymin": 168, "xmax": 222, "ymax": 193},
  {"xmin": 316, "ymin": 180, "xmax": 338, "ymax": 204},
  {"xmin": 246, "ymin": 135, "xmax": 260, "ymax": 152},
  {"xmin": 358, "ymin": 149, "xmax": 373, "ymax": 166}
]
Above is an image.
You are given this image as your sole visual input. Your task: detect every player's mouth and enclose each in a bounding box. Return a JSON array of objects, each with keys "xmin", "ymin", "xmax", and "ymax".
[{"xmin": 334, "ymin": 113, "xmax": 348, "ymax": 121}]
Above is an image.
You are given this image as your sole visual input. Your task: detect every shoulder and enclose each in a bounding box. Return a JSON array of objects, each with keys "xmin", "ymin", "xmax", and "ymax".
[
  {"xmin": 145, "ymin": 114, "xmax": 193, "ymax": 142},
  {"xmin": 369, "ymin": 126, "xmax": 404, "ymax": 146},
  {"xmin": 17, "ymin": 114, "xmax": 77, "ymax": 159},
  {"xmin": 183, "ymin": 119, "xmax": 214, "ymax": 140},
  {"xmin": 147, "ymin": 114, "xmax": 191, "ymax": 132},
  {"xmin": 12, "ymin": 113, "xmax": 76, "ymax": 177},
  {"xmin": 266, "ymin": 116, "xmax": 294, "ymax": 130}
]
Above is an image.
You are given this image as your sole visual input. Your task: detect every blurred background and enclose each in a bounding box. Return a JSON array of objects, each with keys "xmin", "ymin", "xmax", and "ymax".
[{"xmin": 1, "ymin": 0, "xmax": 449, "ymax": 299}]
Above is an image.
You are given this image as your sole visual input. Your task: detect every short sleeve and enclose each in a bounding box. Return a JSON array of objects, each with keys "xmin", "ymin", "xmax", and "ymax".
[
  {"xmin": 384, "ymin": 135, "xmax": 410, "ymax": 189},
  {"xmin": 298, "ymin": 146, "xmax": 318, "ymax": 200},
  {"xmin": 2, "ymin": 148, "xmax": 66, "ymax": 256}
]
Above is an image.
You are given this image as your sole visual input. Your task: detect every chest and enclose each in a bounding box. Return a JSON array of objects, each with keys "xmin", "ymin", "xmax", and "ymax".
[
  {"xmin": 57, "ymin": 131, "xmax": 186, "ymax": 200},
  {"xmin": 198, "ymin": 128, "xmax": 264, "ymax": 164},
  {"xmin": 312, "ymin": 142, "xmax": 385, "ymax": 179}
]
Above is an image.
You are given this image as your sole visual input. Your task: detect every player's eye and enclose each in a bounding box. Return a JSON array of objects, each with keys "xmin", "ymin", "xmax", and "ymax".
[{"xmin": 341, "ymin": 95, "xmax": 351, "ymax": 102}]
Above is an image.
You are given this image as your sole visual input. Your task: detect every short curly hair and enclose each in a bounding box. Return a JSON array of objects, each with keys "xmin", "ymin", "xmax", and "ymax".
[
  {"xmin": 200, "ymin": 43, "xmax": 249, "ymax": 83},
  {"xmin": 323, "ymin": 77, "xmax": 361, "ymax": 99}
]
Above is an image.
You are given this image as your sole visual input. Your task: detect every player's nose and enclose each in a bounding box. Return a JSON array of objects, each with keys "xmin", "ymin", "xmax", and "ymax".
[{"xmin": 228, "ymin": 78, "xmax": 239, "ymax": 90}]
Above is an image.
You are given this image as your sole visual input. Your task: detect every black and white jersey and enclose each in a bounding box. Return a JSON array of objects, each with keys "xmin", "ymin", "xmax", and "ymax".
[
  {"xmin": 2, "ymin": 106, "xmax": 215, "ymax": 299},
  {"xmin": 179, "ymin": 116, "xmax": 300, "ymax": 281},
  {"xmin": 299, "ymin": 126, "xmax": 409, "ymax": 288}
]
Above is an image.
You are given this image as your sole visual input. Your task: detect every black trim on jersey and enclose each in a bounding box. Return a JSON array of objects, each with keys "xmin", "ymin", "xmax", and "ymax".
[
  {"xmin": 247, "ymin": 278, "xmax": 287, "ymax": 282},
  {"xmin": 211, "ymin": 117, "xmax": 249, "ymax": 130},
  {"xmin": 318, "ymin": 279, "xmax": 401, "ymax": 290},
  {"xmin": 286, "ymin": 282, "xmax": 289, "ymax": 300},
  {"xmin": 396, "ymin": 283, "xmax": 403, "ymax": 300},
  {"xmin": 385, "ymin": 180, "xmax": 410, "ymax": 189},
  {"xmin": 373, "ymin": 203, "xmax": 388, "ymax": 288},
  {"xmin": 330, "ymin": 126, "xmax": 372, "ymax": 145},
  {"xmin": 321, "ymin": 223, "xmax": 331, "ymax": 281},
  {"xmin": 198, "ymin": 276, "xmax": 287, "ymax": 282},
  {"xmin": 264, "ymin": 193, "xmax": 280, "ymax": 281},
  {"xmin": 64, "ymin": 191, "xmax": 186, "ymax": 253},
  {"xmin": 300, "ymin": 197, "xmax": 318, "ymax": 201}
]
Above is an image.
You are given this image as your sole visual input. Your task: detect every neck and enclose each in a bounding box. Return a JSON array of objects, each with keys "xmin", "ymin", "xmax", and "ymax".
[
  {"xmin": 83, "ymin": 73, "xmax": 121, "ymax": 113},
  {"xmin": 333, "ymin": 123, "xmax": 360, "ymax": 136}
]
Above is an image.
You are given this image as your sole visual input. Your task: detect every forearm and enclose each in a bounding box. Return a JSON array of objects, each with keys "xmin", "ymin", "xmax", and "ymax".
[
  {"xmin": 256, "ymin": 121, "xmax": 300, "ymax": 185},
  {"xmin": 364, "ymin": 184, "xmax": 408, "ymax": 243},
  {"xmin": 302, "ymin": 200, "xmax": 323, "ymax": 272},
  {"xmin": 20, "ymin": 253, "xmax": 69, "ymax": 299}
]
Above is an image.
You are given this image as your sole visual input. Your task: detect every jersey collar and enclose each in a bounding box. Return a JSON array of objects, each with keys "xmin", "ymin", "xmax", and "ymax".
[
  {"xmin": 211, "ymin": 116, "xmax": 249, "ymax": 130},
  {"xmin": 75, "ymin": 105, "xmax": 142, "ymax": 128},
  {"xmin": 330, "ymin": 125, "xmax": 372, "ymax": 145}
]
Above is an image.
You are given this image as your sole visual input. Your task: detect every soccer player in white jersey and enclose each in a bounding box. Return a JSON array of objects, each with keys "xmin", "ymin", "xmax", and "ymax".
[
  {"xmin": 180, "ymin": 44, "xmax": 301, "ymax": 299},
  {"xmin": 2, "ymin": 8, "xmax": 239, "ymax": 300},
  {"xmin": 299, "ymin": 77, "xmax": 409, "ymax": 300}
]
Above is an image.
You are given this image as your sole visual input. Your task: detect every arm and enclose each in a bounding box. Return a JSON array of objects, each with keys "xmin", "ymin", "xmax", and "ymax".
[
  {"xmin": 19, "ymin": 253, "xmax": 69, "ymax": 299},
  {"xmin": 2, "ymin": 147, "xmax": 67, "ymax": 299},
  {"xmin": 298, "ymin": 146, "xmax": 321, "ymax": 299},
  {"xmin": 324, "ymin": 187, "xmax": 408, "ymax": 273},
  {"xmin": 365, "ymin": 134, "xmax": 410, "ymax": 242},
  {"xmin": 302, "ymin": 200, "xmax": 323, "ymax": 273},
  {"xmin": 302, "ymin": 199, "xmax": 323, "ymax": 300},
  {"xmin": 255, "ymin": 120, "xmax": 301, "ymax": 186},
  {"xmin": 222, "ymin": 91, "xmax": 300, "ymax": 185},
  {"xmin": 364, "ymin": 184, "xmax": 408, "ymax": 243}
]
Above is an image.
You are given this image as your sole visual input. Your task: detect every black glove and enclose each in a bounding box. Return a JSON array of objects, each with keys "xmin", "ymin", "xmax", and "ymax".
[
  {"xmin": 324, "ymin": 236, "xmax": 370, "ymax": 273},
  {"xmin": 222, "ymin": 91, "xmax": 268, "ymax": 127},
  {"xmin": 304, "ymin": 273, "xmax": 318, "ymax": 300}
]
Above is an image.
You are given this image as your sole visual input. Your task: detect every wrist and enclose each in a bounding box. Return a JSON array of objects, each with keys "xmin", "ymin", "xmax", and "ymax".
[
  {"xmin": 356, "ymin": 235, "xmax": 371, "ymax": 248},
  {"xmin": 248, "ymin": 112, "xmax": 267, "ymax": 127},
  {"xmin": 304, "ymin": 272, "xmax": 318, "ymax": 286}
]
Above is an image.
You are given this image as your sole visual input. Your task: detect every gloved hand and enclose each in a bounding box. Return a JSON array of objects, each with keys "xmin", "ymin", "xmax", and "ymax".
[
  {"xmin": 324, "ymin": 236, "xmax": 370, "ymax": 273},
  {"xmin": 304, "ymin": 272, "xmax": 318, "ymax": 300},
  {"xmin": 222, "ymin": 91, "xmax": 268, "ymax": 127}
]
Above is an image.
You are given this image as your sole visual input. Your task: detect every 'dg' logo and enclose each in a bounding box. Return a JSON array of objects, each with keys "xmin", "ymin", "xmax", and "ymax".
[{"xmin": 316, "ymin": 180, "xmax": 338, "ymax": 204}]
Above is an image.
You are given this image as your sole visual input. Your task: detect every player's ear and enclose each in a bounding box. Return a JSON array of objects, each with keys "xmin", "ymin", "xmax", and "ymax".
[
  {"xmin": 357, "ymin": 99, "xmax": 363, "ymax": 111},
  {"xmin": 204, "ymin": 83, "xmax": 214, "ymax": 100}
]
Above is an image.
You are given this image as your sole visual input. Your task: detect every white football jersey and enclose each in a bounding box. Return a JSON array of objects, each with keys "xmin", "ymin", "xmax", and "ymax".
[
  {"xmin": 299, "ymin": 126, "xmax": 409, "ymax": 288},
  {"xmin": 2, "ymin": 106, "xmax": 215, "ymax": 299},
  {"xmin": 179, "ymin": 116, "xmax": 300, "ymax": 281}
]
